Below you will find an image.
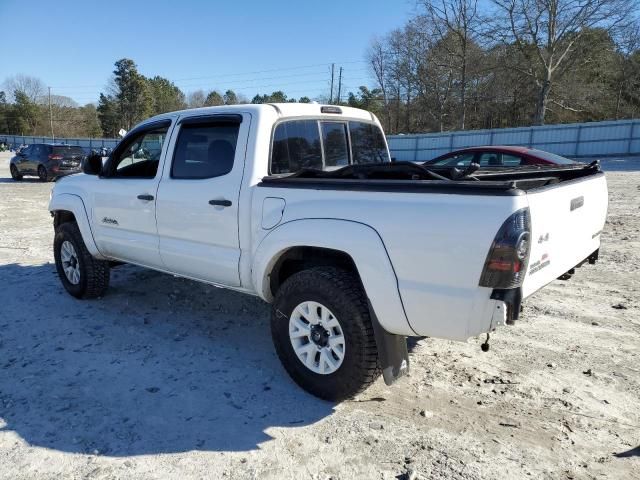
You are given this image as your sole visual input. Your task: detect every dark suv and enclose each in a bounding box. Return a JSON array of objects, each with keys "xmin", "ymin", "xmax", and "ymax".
[{"xmin": 10, "ymin": 144, "xmax": 86, "ymax": 182}]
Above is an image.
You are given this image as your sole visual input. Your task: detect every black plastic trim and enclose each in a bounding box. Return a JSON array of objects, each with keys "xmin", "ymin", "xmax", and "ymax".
[
  {"xmin": 259, "ymin": 177, "xmax": 524, "ymax": 196},
  {"xmin": 178, "ymin": 114, "xmax": 242, "ymax": 126},
  {"xmin": 367, "ymin": 300, "xmax": 409, "ymax": 386}
]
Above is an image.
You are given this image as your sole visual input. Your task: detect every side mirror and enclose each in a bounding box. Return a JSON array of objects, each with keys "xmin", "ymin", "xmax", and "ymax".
[{"xmin": 83, "ymin": 153, "xmax": 103, "ymax": 176}]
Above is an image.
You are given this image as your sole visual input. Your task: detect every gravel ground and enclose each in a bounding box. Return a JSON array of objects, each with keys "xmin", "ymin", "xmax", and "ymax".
[{"xmin": 0, "ymin": 151, "xmax": 638, "ymax": 479}]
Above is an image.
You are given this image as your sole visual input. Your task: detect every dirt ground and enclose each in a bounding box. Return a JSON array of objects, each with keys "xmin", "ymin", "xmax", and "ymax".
[{"xmin": 0, "ymin": 151, "xmax": 638, "ymax": 480}]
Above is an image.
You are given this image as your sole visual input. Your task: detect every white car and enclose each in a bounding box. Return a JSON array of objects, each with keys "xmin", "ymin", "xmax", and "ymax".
[{"xmin": 49, "ymin": 104, "xmax": 608, "ymax": 400}]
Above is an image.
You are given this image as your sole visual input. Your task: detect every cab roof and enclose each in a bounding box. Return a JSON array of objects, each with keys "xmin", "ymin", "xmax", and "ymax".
[{"xmin": 143, "ymin": 103, "xmax": 376, "ymax": 125}]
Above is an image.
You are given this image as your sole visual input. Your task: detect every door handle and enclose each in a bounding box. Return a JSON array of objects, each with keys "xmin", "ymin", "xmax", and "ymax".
[
  {"xmin": 209, "ymin": 199, "xmax": 232, "ymax": 207},
  {"xmin": 137, "ymin": 194, "xmax": 154, "ymax": 201}
]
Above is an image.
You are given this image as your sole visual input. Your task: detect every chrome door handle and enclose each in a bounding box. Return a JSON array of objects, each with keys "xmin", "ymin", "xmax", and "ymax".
[
  {"xmin": 137, "ymin": 194, "xmax": 154, "ymax": 201},
  {"xmin": 209, "ymin": 199, "xmax": 232, "ymax": 207}
]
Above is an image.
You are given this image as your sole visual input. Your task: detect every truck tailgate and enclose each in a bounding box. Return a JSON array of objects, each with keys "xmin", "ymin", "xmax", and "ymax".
[{"xmin": 522, "ymin": 172, "xmax": 608, "ymax": 298}]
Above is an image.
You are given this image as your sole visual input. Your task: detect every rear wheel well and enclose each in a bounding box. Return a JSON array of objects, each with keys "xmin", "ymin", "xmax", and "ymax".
[
  {"xmin": 269, "ymin": 246, "xmax": 360, "ymax": 297},
  {"xmin": 53, "ymin": 210, "xmax": 76, "ymax": 228}
]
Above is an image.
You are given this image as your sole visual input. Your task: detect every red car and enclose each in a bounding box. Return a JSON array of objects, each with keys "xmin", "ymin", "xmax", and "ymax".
[{"xmin": 424, "ymin": 146, "xmax": 578, "ymax": 168}]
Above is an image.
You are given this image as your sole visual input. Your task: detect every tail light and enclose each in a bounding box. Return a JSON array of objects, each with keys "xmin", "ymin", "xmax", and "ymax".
[
  {"xmin": 479, "ymin": 208, "xmax": 531, "ymax": 289},
  {"xmin": 48, "ymin": 154, "xmax": 63, "ymax": 160}
]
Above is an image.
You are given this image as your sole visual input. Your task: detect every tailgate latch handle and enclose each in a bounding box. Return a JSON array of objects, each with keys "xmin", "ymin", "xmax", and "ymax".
[{"xmin": 570, "ymin": 196, "xmax": 584, "ymax": 211}]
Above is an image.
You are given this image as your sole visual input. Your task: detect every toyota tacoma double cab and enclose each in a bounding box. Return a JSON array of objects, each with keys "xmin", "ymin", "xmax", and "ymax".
[{"xmin": 49, "ymin": 103, "xmax": 608, "ymax": 400}]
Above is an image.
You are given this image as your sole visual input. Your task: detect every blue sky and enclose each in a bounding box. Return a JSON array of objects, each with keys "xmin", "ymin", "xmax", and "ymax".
[{"xmin": 0, "ymin": 0, "xmax": 413, "ymax": 105}]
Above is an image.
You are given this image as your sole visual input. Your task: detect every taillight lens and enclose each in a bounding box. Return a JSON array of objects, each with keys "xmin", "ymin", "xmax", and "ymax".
[
  {"xmin": 49, "ymin": 154, "xmax": 63, "ymax": 160},
  {"xmin": 479, "ymin": 208, "xmax": 531, "ymax": 289}
]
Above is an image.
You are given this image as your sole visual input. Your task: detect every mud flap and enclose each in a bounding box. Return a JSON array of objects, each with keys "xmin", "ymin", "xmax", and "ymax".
[{"xmin": 367, "ymin": 300, "xmax": 410, "ymax": 385}]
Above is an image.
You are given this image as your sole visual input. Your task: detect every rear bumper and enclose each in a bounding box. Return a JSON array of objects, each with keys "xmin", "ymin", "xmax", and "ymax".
[{"xmin": 53, "ymin": 167, "xmax": 82, "ymax": 178}]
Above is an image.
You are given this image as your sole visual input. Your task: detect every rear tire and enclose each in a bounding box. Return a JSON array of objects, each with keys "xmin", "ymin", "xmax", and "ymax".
[
  {"xmin": 54, "ymin": 222, "xmax": 110, "ymax": 299},
  {"xmin": 271, "ymin": 267, "xmax": 381, "ymax": 401},
  {"xmin": 10, "ymin": 164, "xmax": 22, "ymax": 180},
  {"xmin": 38, "ymin": 165, "xmax": 49, "ymax": 182}
]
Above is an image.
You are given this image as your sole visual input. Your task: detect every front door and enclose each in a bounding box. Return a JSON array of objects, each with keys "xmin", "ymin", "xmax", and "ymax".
[
  {"xmin": 90, "ymin": 120, "xmax": 172, "ymax": 268},
  {"xmin": 15, "ymin": 145, "xmax": 32, "ymax": 173},
  {"xmin": 155, "ymin": 113, "xmax": 249, "ymax": 287}
]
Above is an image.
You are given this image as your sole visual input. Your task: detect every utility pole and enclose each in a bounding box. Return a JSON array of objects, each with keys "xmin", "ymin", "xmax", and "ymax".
[
  {"xmin": 48, "ymin": 87, "xmax": 54, "ymax": 141},
  {"xmin": 329, "ymin": 63, "xmax": 335, "ymax": 104},
  {"xmin": 337, "ymin": 67, "xmax": 343, "ymax": 104}
]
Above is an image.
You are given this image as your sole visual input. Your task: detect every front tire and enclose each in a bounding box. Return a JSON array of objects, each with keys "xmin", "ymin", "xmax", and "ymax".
[
  {"xmin": 54, "ymin": 222, "xmax": 110, "ymax": 299},
  {"xmin": 271, "ymin": 267, "xmax": 381, "ymax": 401},
  {"xmin": 10, "ymin": 164, "xmax": 22, "ymax": 180}
]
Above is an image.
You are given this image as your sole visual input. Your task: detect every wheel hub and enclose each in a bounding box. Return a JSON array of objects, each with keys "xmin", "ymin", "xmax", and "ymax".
[
  {"xmin": 288, "ymin": 301, "xmax": 346, "ymax": 375},
  {"xmin": 60, "ymin": 240, "xmax": 81, "ymax": 285},
  {"xmin": 310, "ymin": 324, "xmax": 329, "ymax": 347}
]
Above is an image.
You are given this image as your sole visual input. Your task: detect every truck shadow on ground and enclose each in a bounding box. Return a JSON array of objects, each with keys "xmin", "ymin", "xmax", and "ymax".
[{"xmin": 0, "ymin": 262, "xmax": 336, "ymax": 456}]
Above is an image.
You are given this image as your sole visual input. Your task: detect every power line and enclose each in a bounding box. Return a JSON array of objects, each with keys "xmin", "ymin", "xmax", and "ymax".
[{"xmin": 50, "ymin": 60, "xmax": 369, "ymax": 89}]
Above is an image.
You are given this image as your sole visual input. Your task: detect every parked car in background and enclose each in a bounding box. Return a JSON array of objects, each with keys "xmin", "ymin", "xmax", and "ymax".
[
  {"xmin": 424, "ymin": 146, "xmax": 579, "ymax": 168},
  {"xmin": 10, "ymin": 143, "xmax": 85, "ymax": 181}
]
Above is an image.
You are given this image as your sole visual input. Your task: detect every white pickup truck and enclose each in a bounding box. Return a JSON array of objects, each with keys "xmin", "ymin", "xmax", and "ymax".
[{"xmin": 49, "ymin": 103, "xmax": 608, "ymax": 400}]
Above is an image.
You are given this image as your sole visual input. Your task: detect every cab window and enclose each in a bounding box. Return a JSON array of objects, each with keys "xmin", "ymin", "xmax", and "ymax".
[
  {"xmin": 271, "ymin": 120, "xmax": 322, "ymax": 174},
  {"xmin": 108, "ymin": 123, "xmax": 169, "ymax": 178},
  {"xmin": 171, "ymin": 123, "xmax": 239, "ymax": 179},
  {"xmin": 349, "ymin": 121, "xmax": 389, "ymax": 164},
  {"xmin": 321, "ymin": 122, "xmax": 349, "ymax": 168}
]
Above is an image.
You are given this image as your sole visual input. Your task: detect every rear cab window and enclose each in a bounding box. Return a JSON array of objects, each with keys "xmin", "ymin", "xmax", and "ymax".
[{"xmin": 270, "ymin": 119, "xmax": 389, "ymax": 174}]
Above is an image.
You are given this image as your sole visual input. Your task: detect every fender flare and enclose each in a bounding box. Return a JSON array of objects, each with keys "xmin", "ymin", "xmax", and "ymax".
[
  {"xmin": 49, "ymin": 193, "xmax": 105, "ymax": 259},
  {"xmin": 252, "ymin": 218, "xmax": 416, "ymax": 337}
]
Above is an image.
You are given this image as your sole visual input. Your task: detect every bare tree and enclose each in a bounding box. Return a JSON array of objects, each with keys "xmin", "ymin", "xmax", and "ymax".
[
  {"xmin": 612, "ymin": 20, "xmax": 640, "ymax": 118},
  {"xmin": 491, "ymin": 0, "xmax": 634, "ymax": 125},
  {"xmin": 420, "ymin": 0, "xmax": 482, "ymax": 129},
  {"xmin": 187, "ymin": 89, "xmax": 206, "ymax": 108},
  {"xmin": 3, "ymin": 74, "xmax": 46, "ymax": 103},
  {"xmin": 368, "ymin": 37, "xmax": 392, "ymax": 132}
]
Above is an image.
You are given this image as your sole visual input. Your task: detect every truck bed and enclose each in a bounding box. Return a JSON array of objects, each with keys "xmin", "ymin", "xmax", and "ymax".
[
  {"xmin": 256, "ymin": 160, "xmax": 607, "ymax": 341},
  {"xmin": 260, "ymin": 161, "xmax": 602, "ymax": 194}
]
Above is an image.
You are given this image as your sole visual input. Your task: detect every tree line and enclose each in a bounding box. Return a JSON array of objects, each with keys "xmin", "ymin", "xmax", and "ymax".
[
  {"xmin": 357, "ymin": 0, "xmax": 640, "ymax": 133},
  {"xmin": 1, "ymin": 0, "xmax": 639, "ymax": 139},
  {"xmin": 0, "ymin": 59, "xmax": 316, "ymax": 138}
]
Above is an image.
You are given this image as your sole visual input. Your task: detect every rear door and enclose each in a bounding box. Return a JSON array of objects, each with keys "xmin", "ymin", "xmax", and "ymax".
[
  {"xmin": 155, "ymin": 113, "xmax": 249, "ymax": 287},
  {"xmin": 522, "ymin": 173, "xmax": 608, "ymax": 298}
]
